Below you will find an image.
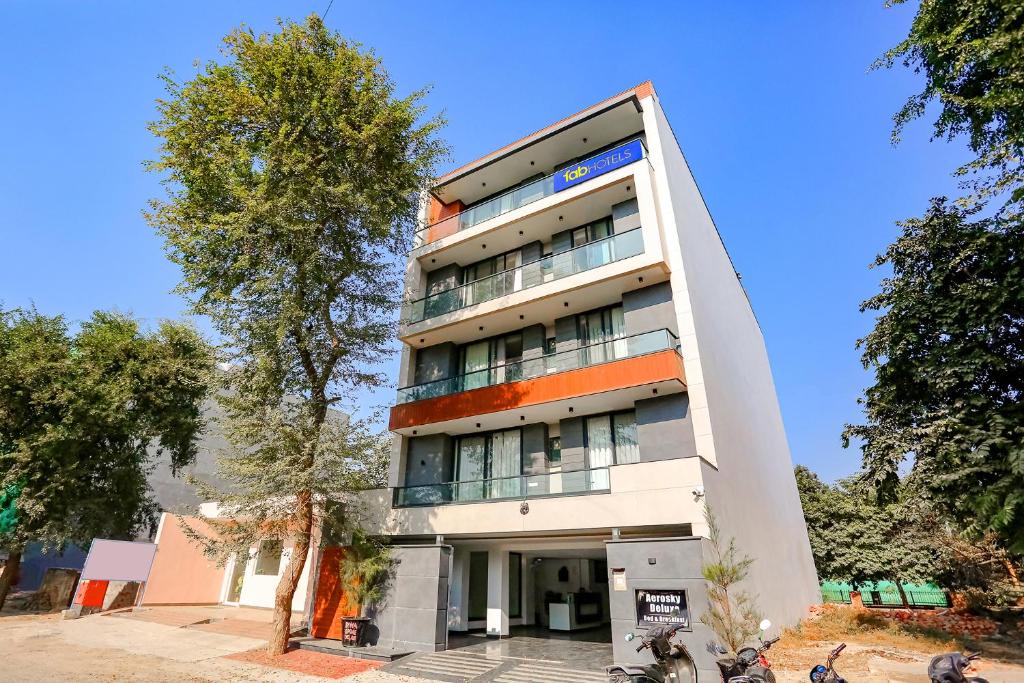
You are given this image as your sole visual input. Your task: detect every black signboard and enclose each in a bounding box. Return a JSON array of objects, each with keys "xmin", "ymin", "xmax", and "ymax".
[{"xmin": 634, "ymin": 589, "xmax": 689, "ymax": 628}]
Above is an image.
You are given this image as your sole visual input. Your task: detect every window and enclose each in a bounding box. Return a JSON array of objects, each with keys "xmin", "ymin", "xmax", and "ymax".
[
  {"xmin": 547, "ymin": 436, "xmax": 561, "ymax": 463},
  {"xmin": 459, "ymin": 332, "xmax": 525, "ymax": 387},
  {"xmin": 544, "ymin": 337, "xmax": 557, "ymax": 355},
  {"xmin": 584, "ymin": 410, "xmax": 639, "ymax": 466},
  {"xmin": 570, "ymin": 217, "xmax": 613, "ymax": 247},
  {"xmin": 577, "ymin": 305, "xmax": 627, "ymax": 364},
  {"xmin": 254, "ymin": 539, "xmax": 282, "ymax": 575},
  {"xmin": 454, "ymin": 428, "xmax": 523, "ymax": 500}
]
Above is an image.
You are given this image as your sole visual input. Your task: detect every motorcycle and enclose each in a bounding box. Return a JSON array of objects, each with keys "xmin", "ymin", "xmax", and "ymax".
[
  {"xmin": 928, "ymin": 652, "xmax": 988, "ymax": 683},
  {"xmin": 808, "ymin": 643, "xmax": 846, "ymax": 683},
  {"xmin": 715, "ymin": 619, "xmax": 779, "ymax": 682},
  {"xmin": 606, "ymin": 621, "xmax": 698, "ymax": 683}
]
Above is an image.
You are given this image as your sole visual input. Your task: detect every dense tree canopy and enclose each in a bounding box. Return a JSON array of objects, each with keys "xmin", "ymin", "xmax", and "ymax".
[
  {"xmin": 843, "ymin": 199, "xmax": 1024, "ymax": 551},
  {"xmin": 146, "ymin": 14, "xmax": 446, "ymax": 654},
  {"xmin": 882, "ymin": 0, "xmax": 1024, "ymax": 211},
  {"xmin": 0, "ymin": 308, "xmax": 212, "ymax": 607},
  {"xmin": 795, "ymin": 466, "xmax": 938, "ymax": 603}
]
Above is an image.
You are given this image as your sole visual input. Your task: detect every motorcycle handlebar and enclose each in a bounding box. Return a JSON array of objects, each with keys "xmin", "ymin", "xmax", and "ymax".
[
  {"xmin": 832, "ymin": 643, "xmax": 846, "ymax": 656},
  {"xmin": 636, "ymin": 644, "xmax": 646, "ymax": 653}
]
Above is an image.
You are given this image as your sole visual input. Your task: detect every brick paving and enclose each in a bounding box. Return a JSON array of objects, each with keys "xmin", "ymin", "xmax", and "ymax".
[{"xmin": 226, "ymin": 646, "xmax": 384, "ymax": 679}]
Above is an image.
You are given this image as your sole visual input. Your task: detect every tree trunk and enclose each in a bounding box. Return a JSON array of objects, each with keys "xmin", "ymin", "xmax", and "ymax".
[
  {"xmin": 0, "ymin": 549, "xmax": 23, "ymax": 611},
  {"xmin": 895, "ymin": 580, "xmax": 910, "ymax": 608},
  {"xmin": 1003, "ymin": 557, "xmax": 1021, "ymax": 587},
  {"xmin": 267, "ymin": 490, "xmax": 314, "ymax": 656}
]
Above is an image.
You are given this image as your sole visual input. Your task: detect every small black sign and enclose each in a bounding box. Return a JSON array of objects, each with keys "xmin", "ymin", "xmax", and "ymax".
[{"xmin": 634, "ymin": 589, "xmax": 689, "ymax": 628}]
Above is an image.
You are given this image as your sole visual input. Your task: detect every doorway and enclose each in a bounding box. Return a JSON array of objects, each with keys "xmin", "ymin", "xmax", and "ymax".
[{"xmin": 223, "ymin": 552, "xmax": 246, "ymax": 604}]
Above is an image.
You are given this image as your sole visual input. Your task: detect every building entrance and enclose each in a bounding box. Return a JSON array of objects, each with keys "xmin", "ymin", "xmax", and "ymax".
[{"xmin": 448, "ymin": 544, "xmax": 612, "ymax": 647}]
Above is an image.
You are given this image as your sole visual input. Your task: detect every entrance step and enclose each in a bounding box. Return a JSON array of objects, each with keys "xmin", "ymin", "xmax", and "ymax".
[
  {"xmin": 389, "ymin": 650, "xmax": 504, "ymax": 681},
  {"xmin": 492, "ymin": 662, "xmax": 607, "ymax": 682},
  {"xmin": 294, "ymin": 637, "xmax": 413, "ymax": 662}
]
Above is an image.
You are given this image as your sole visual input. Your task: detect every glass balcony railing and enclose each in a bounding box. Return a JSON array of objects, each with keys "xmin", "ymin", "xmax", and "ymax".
[
  {"xmin": 403, "ymin": 227, "xmax": 644, "ymax": 324},
  {"xmin": 416, "ymin": 137, "xmax": 646, "ymax": 247},
  {"xmin": 396, "ymin": 328, "xmax": 679, "ymax": 404},
  {"xmin": 393, "ymin": 467, "xmax": 611, "ymax": 507}
]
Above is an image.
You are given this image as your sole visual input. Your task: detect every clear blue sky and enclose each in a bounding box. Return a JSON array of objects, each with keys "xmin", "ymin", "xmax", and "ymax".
[{"xmin": 0, "ymin": 2, "xmax": 970, "ymax": 482}]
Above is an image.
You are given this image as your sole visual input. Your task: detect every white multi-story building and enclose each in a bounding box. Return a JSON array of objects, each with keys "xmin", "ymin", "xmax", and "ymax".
[{"xmin": 347, "ymin": 81, "xmax": 818, "ymax": 674}]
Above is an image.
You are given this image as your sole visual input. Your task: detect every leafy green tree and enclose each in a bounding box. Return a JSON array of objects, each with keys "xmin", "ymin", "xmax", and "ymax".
[
  {"xmin": 843, "ymin": 199, "xmax": 1024, "ymax": 551},
  {"xmin": 146, "ymin": 15, "xmax": 446, "ymax": 654},
  {"xmin": 880, "ymin": 0, "xmax": 1024, "ymax": 212},
  {"xmin": 796, "ymin": 466, "xmax": 939, "ymax": 606},
  {"xmin": 0, "ymin": 308, "xmax": 211, "ymax": 609},
  {"xmin": 700, "ymin": 506, "xmax": 762, "ymax": 654}
]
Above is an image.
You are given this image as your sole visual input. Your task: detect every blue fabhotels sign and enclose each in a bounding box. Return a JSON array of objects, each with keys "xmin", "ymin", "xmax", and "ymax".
[{"xmin": 554, "ymin": 139, "xmax": 643, "ymax": 193}]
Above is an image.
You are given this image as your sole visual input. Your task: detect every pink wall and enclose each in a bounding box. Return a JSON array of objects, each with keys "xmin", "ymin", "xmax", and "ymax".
[{"xmin": 142, "ymin": 514, "xmax": 225, "ymax": 605}]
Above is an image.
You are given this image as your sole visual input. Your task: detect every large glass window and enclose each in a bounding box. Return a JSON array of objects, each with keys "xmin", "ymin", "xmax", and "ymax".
[
  {"xmin": 463, "ymin": 248, "xmax": 523, "ymax": 304},
  {"xmin": 577, "ymin": 305, "xmax": 627, "ymax": 364},
  {"xmin": 585, "ymin": 410, "xmax": 640, "ymax": 469},
  {"xmin": 454, "ymin": 428, "xmax": 523, "ymax": 500},
  {"xmin": 459, "ymin": 332, "xmax": 524, "ymax": 388}
]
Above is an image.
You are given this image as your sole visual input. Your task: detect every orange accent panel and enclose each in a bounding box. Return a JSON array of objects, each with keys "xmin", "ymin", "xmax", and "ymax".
[
  {"xmin": 425, "ymin": 198, "xmax": 465, "ymax": 243},
  {"xmin": 142, "ymin": 515, "xmax": 227, "ymax": 605},
  {"xmin": 76, "ymin": 579, "xmax": 108, "ymax": 607},
  {"xmin": 311, "ymin": 546, "xmax": 358, "ymax": 640},
  {"xmin": 389, "ymin": 349, "xmax": 685, "ymax": 430}
]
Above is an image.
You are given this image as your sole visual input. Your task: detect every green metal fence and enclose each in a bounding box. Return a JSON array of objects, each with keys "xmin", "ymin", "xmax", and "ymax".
[{"xmin": 820, "ymin": 583, "xmax": 949, "ymax": 608}]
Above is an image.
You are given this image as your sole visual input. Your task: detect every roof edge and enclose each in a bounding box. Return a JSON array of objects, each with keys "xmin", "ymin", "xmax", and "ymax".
[{"xmin": 435, "ymin": 80, "xmax": 655, "ymax": 188}]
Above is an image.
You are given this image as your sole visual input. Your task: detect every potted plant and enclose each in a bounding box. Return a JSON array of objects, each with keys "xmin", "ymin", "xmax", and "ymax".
[{"xmin": 338, "ymin": 530, "xmax": 392, "ymax": 647}]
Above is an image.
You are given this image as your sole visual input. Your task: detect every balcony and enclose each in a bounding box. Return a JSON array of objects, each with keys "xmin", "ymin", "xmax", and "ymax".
[
  {"xmin": 398, "ymin": 328, "xmax": 677, "ymax": 404},
  {"xmin": 393, "ymin": 467, "xmax": 610, "ymax": 507},
  {"xmin": 404, "ymin": 227, "xmax": 644, "ymax": 325},
  {"xmin": 418, "ymin": 138, "xmax": 646, "ymax": 248},
  {"xmin": 389, "ymin": 331, "xmax": 686, "ymax": 432}
]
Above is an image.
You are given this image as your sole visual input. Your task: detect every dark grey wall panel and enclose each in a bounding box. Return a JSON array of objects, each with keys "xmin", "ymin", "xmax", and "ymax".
[
  {"xmin": 612, "ymin": 198, "xmax": 640, "ymax": 233},
  {"xmin": 559, "ymin": 416, "xmax": 585, "ymax": 471},
  {"xmin": 605, "ymin": 537, "xmax": 719, "ymax": 677},
  {"xmin": 404, "ymin": 434, "xmax": 452, "ymax": 487},
  {"xmin": 369, "ymin": 545, "xmax": 451, "ymax": 653},
  {"xmin": 636, "ymin": 394, "xmax": 697, "ymax": 462},
  {"xmin": 413, "ymin": 342, "xmax": 458, "ymax": 385},
  {"xmin": 425, "ymin": 263, "xmax": 461, "ymax": 296},
  {"xmin": 623, "ymin": 282, "xmax": 677, "ymax": 336},
  {"xmin": 522, "ymin": 423, "xmax": 549, "ymax": 476}
]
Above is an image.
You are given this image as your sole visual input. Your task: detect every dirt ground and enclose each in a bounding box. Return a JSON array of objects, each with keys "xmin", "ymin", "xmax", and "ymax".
[{"xmin": 2, "ymin": 604, "xmax": 1023, "ymax": 682}]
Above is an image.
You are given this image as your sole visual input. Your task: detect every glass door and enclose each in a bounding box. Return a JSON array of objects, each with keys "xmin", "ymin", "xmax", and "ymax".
[
  {"xmin": 585, "ymin": 415, "xmax": 613, "ymax": 489},
  {"xmin": 224, "ymin": 552, "xmax": 246, "ymax": 604},
  {"xmin": 488, "ymin": 429, "xmax": 522, "ymax": 499},
  {"xmin": 455, "ymin": 436, "xmax": 487, "ymax": 501},
  {"xmin": 578, "ymin": 305, "xmax": 626, "ymax": 365},
  {"xmin": 461, "ymin": 341, "xmax": 492, "ymax": 390}
]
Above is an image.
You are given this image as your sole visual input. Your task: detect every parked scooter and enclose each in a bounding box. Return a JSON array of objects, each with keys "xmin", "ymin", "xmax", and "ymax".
[
  {"xmin": 928, "ymin": 652, "xmax": 989, "ymax": 683},
  {"xmin": 606, "ymin": 621, "xmax": 698, "ymax": 683},
  {"xmin": 715, "ymin": 619, "xmax": 779, "ymax": 682},
  {"xmin": 808, "ymin": 643, "xmax": 846, "ymax": 683}
]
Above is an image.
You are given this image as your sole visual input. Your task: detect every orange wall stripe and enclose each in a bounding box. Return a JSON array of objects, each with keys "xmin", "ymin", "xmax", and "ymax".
[{"xmin": 389, "ymin": 349, "xmax": 685, "ymax": 431}]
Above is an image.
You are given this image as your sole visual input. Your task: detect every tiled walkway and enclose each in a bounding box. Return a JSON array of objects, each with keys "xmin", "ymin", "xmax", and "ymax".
[{"xmin": 383, "ymin": 628, "xmax": 612, "ymax": 682}]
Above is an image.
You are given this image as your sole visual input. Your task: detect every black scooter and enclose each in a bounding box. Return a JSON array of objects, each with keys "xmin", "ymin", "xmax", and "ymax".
[
  {"xmin": 606, "ymin": 621, "xmax": 698, "ymax": 683},
  {"xmin": 715, "ymin": 619, "xmax": 778, "ymax": 683},
  {"xmin": 928, "ymin": 652, "xmax": 989, "ymax": 683},
  {"xmin": 808, "ymin": 643, "xmax": 846, "ymax": 683}
]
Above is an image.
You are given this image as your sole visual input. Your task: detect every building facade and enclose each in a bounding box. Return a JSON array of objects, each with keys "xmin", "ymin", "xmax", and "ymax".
[{"xmin": 351, "ymin": 81, "xmax": 818, "ymax": 674}]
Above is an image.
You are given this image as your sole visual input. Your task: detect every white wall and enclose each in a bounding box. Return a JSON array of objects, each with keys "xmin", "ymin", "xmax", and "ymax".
[
  {"xmin": 234, "ymin": 540, "xmax": 314, "ymax": 612},
  {"xmin": 642, "ymin": 93, "xmax": 819, "ymax": 627}
]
